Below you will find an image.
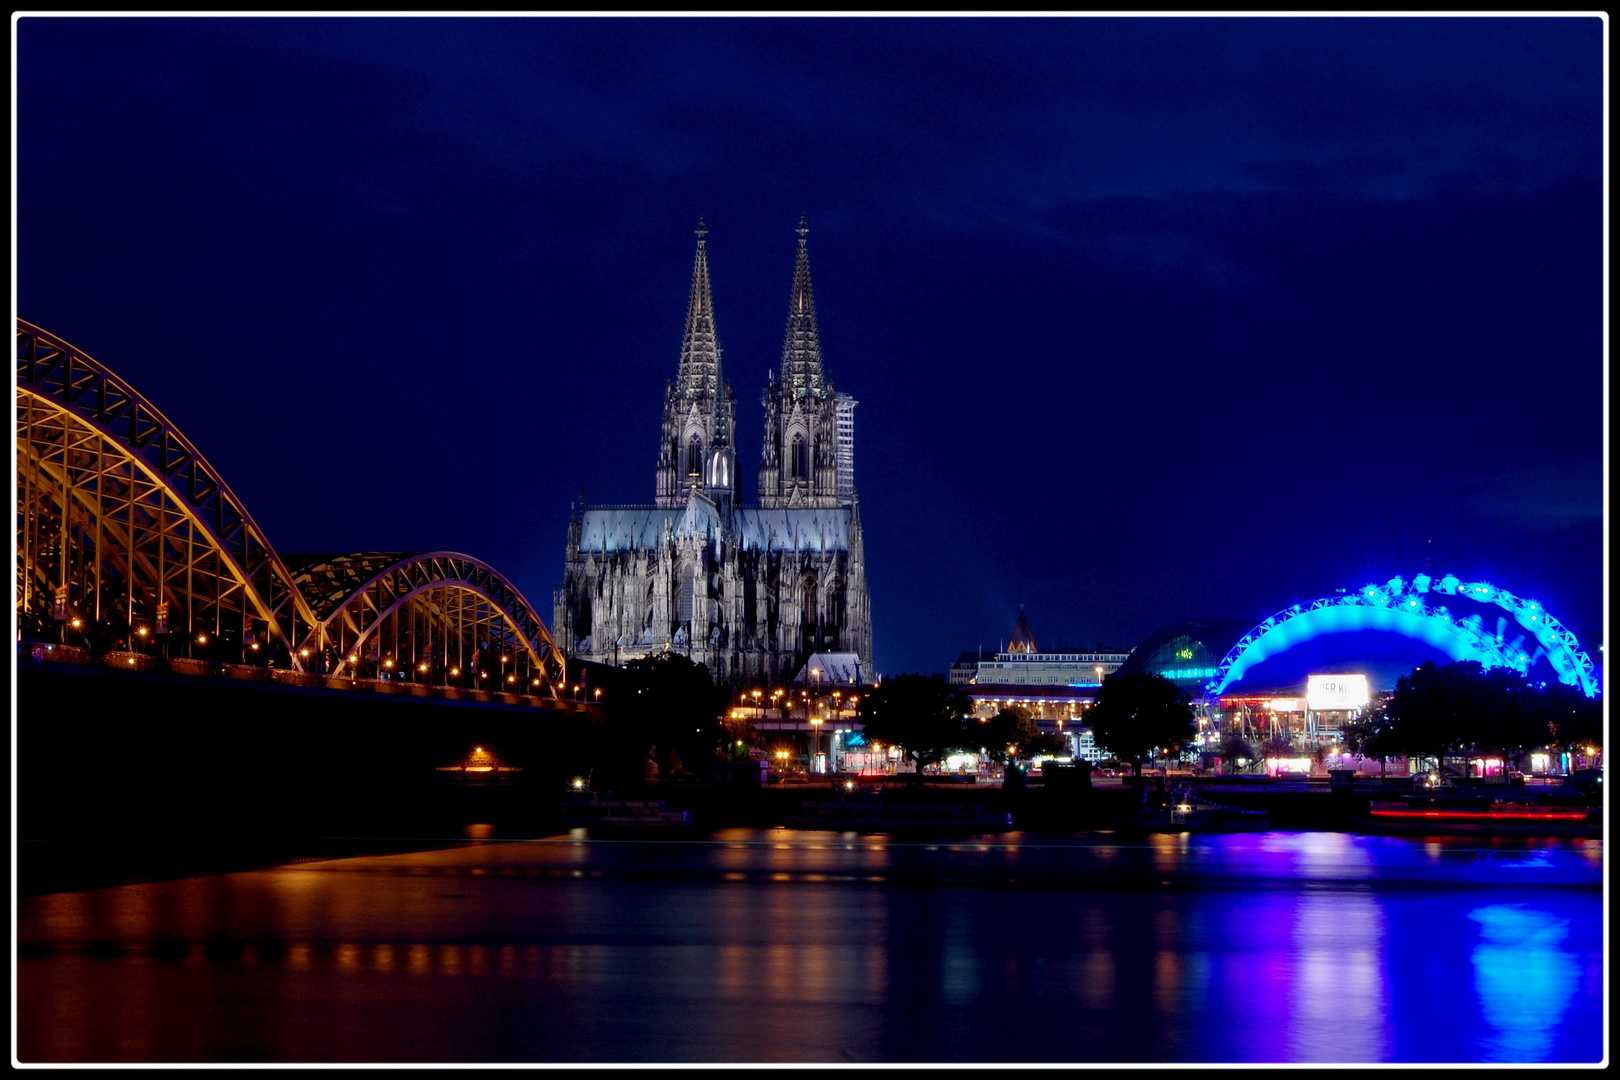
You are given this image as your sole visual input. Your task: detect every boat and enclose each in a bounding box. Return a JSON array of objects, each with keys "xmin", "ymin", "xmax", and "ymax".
[
  {"xmin": 1354, "ymin": 793, "xmax": 1597, "ymax": 837},
  {"xmin": 550, "ymin": 787, "xmax": 691, "ymax": 828},
  {"xmin": 785, "ymin": 796, "xmax": 1013, "ymax": 832},
  {"xmin": 1129, "ymin": 788, "xmax": 1270, "ymax": 832}
]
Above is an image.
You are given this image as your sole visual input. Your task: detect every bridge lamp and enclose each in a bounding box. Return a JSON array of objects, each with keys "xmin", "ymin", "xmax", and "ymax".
[
  {"xmin": 418, "ymin": 662, "xmax": 429, "ymax": 673},
  {"xmin": 300, "ymin": 648, "xmax": 310, "ymax": 659},
  {"xmin": 196, "ymin": 633, "xmax": 208, "ymax": 645},
  {"xmin": 594, "ymin": 688, "xmax": 602, "ymax": 699},
  {"xmin": 507, "ymin": 674, "xmax": 516, "ymax": 684},
  {"xmin": 136, "ymin": 627, "xmax": 148, "ymax": 637},
  {"xmin": 450, "ymin": 667, "xmax": 459, "ymax": 676},
  {"xmin": 70, "ymin": 618, "xmax": 82, "ymax": 629},
  {"xmin": 250, "ymin": 643, "xmax": 259, "ymax": 652},
  {"xmin": 349, "ymin": 654, "xmax": 358, "ymax": 664}
]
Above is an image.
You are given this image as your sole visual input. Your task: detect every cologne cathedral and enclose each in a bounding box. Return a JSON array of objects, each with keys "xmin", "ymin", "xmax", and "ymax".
[{"xmin": 553, "ymin": 220, "xmax": 873, "ymax": 685}]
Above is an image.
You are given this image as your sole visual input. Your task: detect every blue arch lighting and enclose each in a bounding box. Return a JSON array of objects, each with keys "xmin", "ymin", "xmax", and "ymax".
[{"xmin": 1206, "ymin": 573, "xmax": 1600, "ymax": 699}]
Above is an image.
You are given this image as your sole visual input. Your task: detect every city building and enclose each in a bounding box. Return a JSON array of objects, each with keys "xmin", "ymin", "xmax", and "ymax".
[
  {"xmin": 949, "ymin": 650, "xmax": 988, "ymax": 686},
  {"xmin": 965, "ymin": 611, "xmax": 1132, "ymax": 688},
  {"xmin": 1114, "ymin": 619, "xmax": 1249, "ymax": 696},
  {"xmin": 554, "ymin": 220, "xmax": 872, "ymax": 684},
  {"xmin": 954, "ymin": 612, "xmax": 1134, "ymax": 765}
]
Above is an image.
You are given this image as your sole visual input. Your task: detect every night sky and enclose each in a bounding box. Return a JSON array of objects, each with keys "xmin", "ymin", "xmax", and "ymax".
[{"xmin": 15, "ymin": 16, "xmax": 1606, "ymax": 679}]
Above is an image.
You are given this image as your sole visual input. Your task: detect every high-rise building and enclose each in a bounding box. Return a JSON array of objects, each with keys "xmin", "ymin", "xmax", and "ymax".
[
  {"xmin": 834, "ymin": 393, "xmax": 857, "ymax": 504},
  {"xmin": 554, "ymin": 219, "xmax": 872, "ymax": 685}
]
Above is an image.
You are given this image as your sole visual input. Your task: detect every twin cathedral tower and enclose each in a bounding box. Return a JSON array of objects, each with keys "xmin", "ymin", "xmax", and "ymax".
[{"xmin": 554, "ymin": 220, "xmax": 873, "ymax": 685}]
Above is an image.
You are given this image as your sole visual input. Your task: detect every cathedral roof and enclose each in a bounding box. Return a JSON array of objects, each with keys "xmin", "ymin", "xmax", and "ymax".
[
  {"xmin": 676, "ymin": 219, "xmax": 724, "ymax": 402},
  {"xmin": 792, "ymin": 652, "xmax": 866, "ymax": 686},
  {"xmin": 779, "ymin": 215, "xmax": 827, "ymax": 397},
  {"xmin": 577, "ymin": 502, "xmax": 853, "ymax": 553},
  {"xmin": 1008, "ymin": 609, "xmax": 1038, "ymax": 653}
]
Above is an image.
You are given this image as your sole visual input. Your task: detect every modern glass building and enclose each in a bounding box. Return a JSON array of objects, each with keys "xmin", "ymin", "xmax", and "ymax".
[{"xmin": 1114, "ymin": 619, "xmax": 1249, "ymax": 696}]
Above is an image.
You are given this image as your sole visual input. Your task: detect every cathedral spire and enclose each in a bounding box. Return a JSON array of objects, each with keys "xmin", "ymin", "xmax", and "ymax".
[
  {"xmin": 780, "ymin": 214, "xmax": 825, "ymax": 395},
  {"xmin": 677, "ymin": 217, "xmax": 722, "ymax": 399},
  {"xmin": 659, "ymin": 220, "xmax": 736, "ymax": 508}
]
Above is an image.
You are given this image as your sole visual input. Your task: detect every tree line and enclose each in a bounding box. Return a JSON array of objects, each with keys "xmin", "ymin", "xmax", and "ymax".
[
  {"xmin": 857, "ymin": 671, "xmax": 1196, "ymax": 778},
  {"xmin": 1344, "ymin": 659, "xmax": 1601, "ymax": 773},
  {"xmin": 580, "ymin": 655, "xmax": 1600, "ymax": 788}
]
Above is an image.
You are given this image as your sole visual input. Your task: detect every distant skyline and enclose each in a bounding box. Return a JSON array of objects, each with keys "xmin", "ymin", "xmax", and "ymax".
[{"xmin": 15, "ymin": 15, "xmax": 1605, "ymax": 676}]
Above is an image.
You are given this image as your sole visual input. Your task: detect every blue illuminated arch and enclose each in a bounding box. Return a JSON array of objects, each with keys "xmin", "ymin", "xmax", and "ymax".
[{"xmin": 1206, "ymin": 573, "xmax": 1600, "ymax": 699}]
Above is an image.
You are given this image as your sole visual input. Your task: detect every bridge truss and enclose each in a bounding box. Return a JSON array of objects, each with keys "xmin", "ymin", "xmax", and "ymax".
[
  {"xmin": 17, "ymin": 319, "xmax": 563, "ymax": 695},
  {"xmin": 289, "ymin": 552, "xmax": 564, "ymax": 693},
  {"xmin": 17, "ymin": 320, "xmax": 320, "ymax": 665}
]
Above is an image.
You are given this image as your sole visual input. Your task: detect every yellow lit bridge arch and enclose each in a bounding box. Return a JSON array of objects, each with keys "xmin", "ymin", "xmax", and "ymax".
[{"xmin": 16, "ymin": 319, "xmax": 563, "ymax": 696}]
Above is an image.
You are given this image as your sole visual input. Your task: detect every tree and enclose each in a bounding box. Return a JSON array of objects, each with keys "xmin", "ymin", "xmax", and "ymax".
[
  {"xmin": 977, "ymin": 706, "xmax": 1068, "ymax": 765},
  {"xmin": 1343, "ymin": 694, "xmax": 1396, "ymax": 776},
  {"xmin": 1543, "ymin": 682, "xmax": 1602, "ymax": 755},
  {"xmin": 857, "ymin": 674, "xmax": 972, "ymax": 782},
  {"xmin": 609, "ymin": 652, "xmax": 726, "ymax": 782},
  {"xmin": 1260, "ymin": 734, "xmax": 1295, "ymax": 762},
  {"xmin": 1216, "ymin": 733, "xmax": 1257, "ymax": 774},
  {"xmin": 1084, "ymin": 673, "xmax": 1195, "ymax": 777},
  {"xmin": 1385, "ymin": 660, "xmax": 1581, "ymax": 776}
]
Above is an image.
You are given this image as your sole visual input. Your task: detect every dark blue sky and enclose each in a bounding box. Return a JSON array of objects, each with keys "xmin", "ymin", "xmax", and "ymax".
[{"xmin": 16, "ymin": 16, "xmax": 1605, "ymax": 677}]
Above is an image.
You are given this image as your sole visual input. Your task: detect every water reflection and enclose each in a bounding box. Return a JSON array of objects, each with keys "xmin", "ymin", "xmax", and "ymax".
[
  {"xmin": 1469, "ymin": 905, "xmax": 1580, "ymax": 1062},
  {"xmin": 16, "ymin": 831, "xmax": 1603, "ymax": 1064}
]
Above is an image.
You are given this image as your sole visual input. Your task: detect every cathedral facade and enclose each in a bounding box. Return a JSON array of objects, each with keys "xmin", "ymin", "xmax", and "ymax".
[{"xmin": 553, "ymin": 221, "xmax": 873, "ymax": 686}]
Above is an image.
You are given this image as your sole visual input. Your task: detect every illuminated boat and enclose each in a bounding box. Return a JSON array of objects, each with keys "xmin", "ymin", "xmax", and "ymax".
[
  {"xmin": 1129, "ymin": 790, "xmax": 1270, "ymax": 832},
  {"xmin": 1357, "ymin": 795, "xmax": 1596, "ymax": 836}
]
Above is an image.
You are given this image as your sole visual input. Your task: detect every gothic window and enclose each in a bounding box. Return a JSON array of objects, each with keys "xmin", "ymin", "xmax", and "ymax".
[
  {"xmin": 791, "ymin": 434, "xmax": 807, "ymax": 480},
  {"xmin": 678, "ymin": 565, "xmax": 695, "ymax": 624},
  {"xmin": 801, "ymin": 578, "xmax": 817, "ymax": 624},
  {"xmin": 687, "ymin": 435, "xmax": 703, "ymax": 476}
]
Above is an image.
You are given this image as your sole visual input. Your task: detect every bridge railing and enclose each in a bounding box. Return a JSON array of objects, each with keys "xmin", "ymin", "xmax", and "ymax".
[{"xmin": 18, "ymin": 643, "xmax": 596, "ymax": 713}]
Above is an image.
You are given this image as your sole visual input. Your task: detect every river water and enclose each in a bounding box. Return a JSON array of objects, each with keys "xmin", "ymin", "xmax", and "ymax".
[{"xmin": 15, "ymin": 829, "xmax": 1606, "ymax": 1064}]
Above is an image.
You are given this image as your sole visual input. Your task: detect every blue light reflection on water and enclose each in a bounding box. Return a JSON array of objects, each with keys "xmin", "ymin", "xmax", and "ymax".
[
  {"xmin": 15, "ymin": 830, "xmax": 1605, "ymax": 1064},
  {"xmin": 1469, "ymin": 905, "xmax": 1582, "ymax": 1062}
]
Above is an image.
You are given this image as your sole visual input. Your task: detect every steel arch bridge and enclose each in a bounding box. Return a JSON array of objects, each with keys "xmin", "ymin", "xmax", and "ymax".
[
  {"xmin": 288, "ymin": 551, "xmax": 563, "ymax": 688},
  {"xmin": 17, "ymin": 319, "xmax": 563, "ymax": 695},
  {"xmin": 1205, "ymin": 572, "xmax": 1600, "ymax": 699}
]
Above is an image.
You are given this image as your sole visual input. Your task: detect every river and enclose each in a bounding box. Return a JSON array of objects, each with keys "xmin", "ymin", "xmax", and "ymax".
[{"xmin": 15, "ymin": 828, "xmax": 1606, "ymax": 1064}]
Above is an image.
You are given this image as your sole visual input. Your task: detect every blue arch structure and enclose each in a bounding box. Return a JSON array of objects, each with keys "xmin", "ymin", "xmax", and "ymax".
[{"xmin": 1206, "ymin": 573, "xmax": 1600, "ymax": 699}]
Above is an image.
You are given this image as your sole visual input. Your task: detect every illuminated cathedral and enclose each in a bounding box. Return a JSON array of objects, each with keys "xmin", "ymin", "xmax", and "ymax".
[{"xmin": 553, "ymin": 220, "xmax": 872, "ymax": 685}]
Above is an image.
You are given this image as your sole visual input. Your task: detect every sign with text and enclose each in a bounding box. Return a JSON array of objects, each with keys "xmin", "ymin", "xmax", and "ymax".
[{"xmin": 1306, "ymin": 673, "xmax": 1370, "ymax": 711}]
